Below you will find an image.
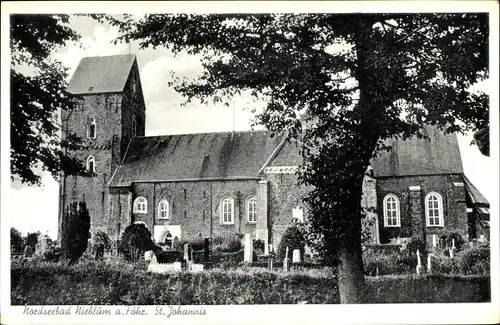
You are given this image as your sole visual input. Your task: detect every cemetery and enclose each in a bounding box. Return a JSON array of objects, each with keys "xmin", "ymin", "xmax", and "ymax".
[{"xmin": 11, "ymin": 223, "xmax": 491, "ymax": 305}]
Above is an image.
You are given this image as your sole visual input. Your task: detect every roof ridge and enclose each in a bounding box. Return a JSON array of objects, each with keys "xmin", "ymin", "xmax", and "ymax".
[
  {"xmin": 81, "ymin": 54, "xmax": 136, "ymax": 59},
  {"xmin": 137, "ymin": 129, "xmax": 275, "ymax": 139}
]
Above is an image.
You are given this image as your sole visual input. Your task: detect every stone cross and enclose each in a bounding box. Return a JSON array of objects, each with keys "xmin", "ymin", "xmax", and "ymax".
[
  {"xmin": 244, "ymin": 234, "xmax": 253, "ymax": 263},
  {"xmin": 292, "ymin": 249, "xmax": 301, "ymax": 263},
  {"xmin": 416, "ymin": 249, "xmax": 422, "ymax": 275}
]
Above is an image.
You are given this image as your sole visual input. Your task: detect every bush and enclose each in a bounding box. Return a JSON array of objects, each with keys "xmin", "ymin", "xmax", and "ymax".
[
  {"xmin": 118, "ymin": 224, "xmax": 156, "ymax": 262},
  {"xmin": 363, "ymin": 251, "xmax": 417, "ymax": 276},
  {"xmin": 213, "ymin": 234, "xmax": 242, "ymax": 253},
  {"xmin": 458, "ymin": 246, "xmax": 490, "ymax": 275},
  {"xmin": 43, "ymin": 245, "xmax": 62, "ymax": 262},
  {"xmin": 431, "ymin": 255, "xmax": 460, "ymax": 274},
  {"xmin": 277, "ymin": 226, "xmax": 305, "ymax": 261},
  {"xmin": 253, "ymin": 239, "xmax": 265, "ymax": 253},
  {"xmin": 403, "ymin": 237, "xmax": 427, "ymax": 256},
  {"xmin": 91, "ymin": 231, "xmax": 112, "ymax": 260},
  {"xmin": 446, "ymin": 232, "xmax": 465, "ymax": 251},
  {"xmin": 11, "ymin": 227, "xmax": 23, "ymax": 253},
  {"xmin": 61, "ymin": 202, "xmax": 91, "ymax": 263}
]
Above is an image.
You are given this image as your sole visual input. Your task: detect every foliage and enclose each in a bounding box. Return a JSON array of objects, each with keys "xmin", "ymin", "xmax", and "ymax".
[
  {"xmin": 118, "ymin": 224, "xmax": 156, "ymax": 262},
  {"xmin": 10, "ymin": 14, "xmax": 94, "ymax": 185},
  {"xmin": 253, "ymin": 239, "xmax": 265, "ymax": 253},
  {"xmin": 117, "ymin": 13, "xmax": 489, "ymax": 303},
  {"xmin": 25, "ymin": 231, "xmax": 41, "ymax": 251},
  {"xmin": 61, "ymin": 201, "xmax": 91, "ymax": 263},
  {"xmin": 457, "ymin": 246, "xmax": 490, "ymax": 275},
  {"xmin": 91, "ymin": 230, "xmax": 112, "ymax": 260},
  {"xmin": 430, "ymin": 255, "xmax": 460, "ymax": 275},
  {"xmin": 277, "ymin": 226, "xmax": 306, "ymax": 261},
  {"xmin": 11, "ymin": 227, "xmax": 24, "ymax": 253},
  {"xmin": 363, "ymin": 251, "xmax": 417, "ymax": 276},
  {"xmin": 43, "ymin": 245, "xmax": 62, "ymax": 262},
  {"xmin": 445, "ymin": 232, "xmax": 465, "ymax": 251},
  {"xmin": 11, "ymin": 258, "xmax": 490, "ymax": 305},
  {"xmin": 402, "ymin": 237, "xmax": 427, "ymax": 256},
  {"xmin": 213, "ymin": 234, "xmax": 243, "ymax": 253}
]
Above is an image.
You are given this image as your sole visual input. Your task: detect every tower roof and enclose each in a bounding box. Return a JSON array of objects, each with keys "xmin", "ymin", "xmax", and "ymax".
[{"xmin": 67, "ymin": 54, "xmax": 136, "ymax": 95}]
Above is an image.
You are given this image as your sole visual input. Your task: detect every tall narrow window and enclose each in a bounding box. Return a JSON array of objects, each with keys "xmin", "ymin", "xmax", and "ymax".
[
  {"xmin": 426, "ymin": 192, "xmax": 444, "ymax": 227},
  {"xmin": 247, "ymin": 196, "xmax": 257, "ymax": 223},
  {"xmin": 158, "ymin": 199, "xmax": 169, "ymax": 219},
  {"xmin": 383, "ymin": 194, "xmax": 400, "ymax": 227},
  {"xmin": 132, "ymin": 115, "xmax": 137, "ymax": 137},
  {"xmin": 220, "ymin": 197, "xmax": 234, "ymax": 224},
  {"xmin": 87, "ymin": 118, "xmax": 96, "ymax": 139},
  {"xmin": 133, "ymin": 197, "xmax": 147, "ymax": 214},
  {"xmin": 86, "ymin": 156, "xmax": 95, "ymax": 172}
]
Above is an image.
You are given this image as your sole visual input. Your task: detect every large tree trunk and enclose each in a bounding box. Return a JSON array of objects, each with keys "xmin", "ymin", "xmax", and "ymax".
[
  {"xmin": 337, "ymin": 178, "xmax": 367, "ymax": 304},
  {"xmin": 338, "ymin": 238, "xmax": 366, "ymax": 303}
]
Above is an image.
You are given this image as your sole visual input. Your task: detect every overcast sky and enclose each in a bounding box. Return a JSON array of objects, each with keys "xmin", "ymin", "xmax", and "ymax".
[{"xmin": 9, "ymin": 15, "xmax": 495, "ymax": 239}]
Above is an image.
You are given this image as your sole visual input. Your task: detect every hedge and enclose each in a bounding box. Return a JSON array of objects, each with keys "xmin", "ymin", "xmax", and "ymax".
[{"xmin": 11, "ymin": 259, "xmax": 490, "ymax": 305}]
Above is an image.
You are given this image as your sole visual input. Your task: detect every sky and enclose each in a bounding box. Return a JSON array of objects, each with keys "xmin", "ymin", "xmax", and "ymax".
[{"xmin": 8, "ymin": 15, "xmax": 496, "ymax": 239}]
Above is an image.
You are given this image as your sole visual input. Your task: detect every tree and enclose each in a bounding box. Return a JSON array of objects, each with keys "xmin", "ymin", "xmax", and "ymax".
[
  {"xmin": 10, "ymin": 14, "xmax": 103, "ymax": 186},
  {"xmin": 10, "ymin": 227, "xmax": 23, "ymax": 253},
  {"xmin": 118, "ymin": 224, "xmax": 156, "ymax": 262},
  {"xmin": 61, "ymin": 201, "xmax": 91, "ymax": 263},
  {"xmin": 118, "ymin": 13, "xmax": 489, "ymax": 303},
  {"xmin": 277, "ymin": 225, "xmax": 306, "ymax": 261},
  {"xmin": 25, "ymin": 231, "xmax": 41, "ymax": 251}
]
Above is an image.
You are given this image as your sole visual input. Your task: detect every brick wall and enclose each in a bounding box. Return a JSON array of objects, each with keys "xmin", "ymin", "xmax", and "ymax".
[
  {"xmin": 376, "ymin": 174, "xmax": 468, "ymax": 244},
  {"xmin": 109, "ymin": 179, "xmax": 263, "ymax": 242}
]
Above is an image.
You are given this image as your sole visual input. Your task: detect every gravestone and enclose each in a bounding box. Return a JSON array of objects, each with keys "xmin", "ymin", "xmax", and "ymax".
[
  {"xmin": 191, "ymin": 264, "xmax": 204, "ymax": 272},
  {"xmin": 35, "ymin": 243, "xmax": 41, "ymax": 256},
  {"xmin": 432, "ymin": 234, "xmax": 437, "ymax": 247},
  {"xmin": 283, "ymin": 247, "xmax": 290, "ymax": 272},
  {"xmin": 23, "ymin": 245, "xmax": 33, "ymax": 258},
  {"xmin": 292, "ymin": 249, "xmax": 301, "ymax": 264},
  {"xmin": 203, "ymin": 237, "xmax": 212, "ymax": 263},
  {"xmin": 244, "ymin": 234, "xmax": 253, "ymax": 262},
  {"xmin": 427, "ymin": 254, "xmax": 433, "ymax": 273},
  {"xmin": 184, "ymin": 244, "xmax": 191, "ymax": 271},
  {"xmin": 144, "ymin": 250, "xmax": 154, "ymax": 262}
]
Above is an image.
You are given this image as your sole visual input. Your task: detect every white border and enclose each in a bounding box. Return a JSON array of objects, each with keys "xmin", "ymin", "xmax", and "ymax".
[{"xmin": 1, "ymin": 1, "xmax": 499, "ymax": 325}]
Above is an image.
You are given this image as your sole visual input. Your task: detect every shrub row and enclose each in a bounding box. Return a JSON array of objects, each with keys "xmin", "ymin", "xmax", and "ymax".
[
  {"xmin": 11, "ymin": 259, "xmax": 490, "ymax": 305},
  {"xmin": 363, "ymin": 246, "xmax": 490, "ymax": 276}
]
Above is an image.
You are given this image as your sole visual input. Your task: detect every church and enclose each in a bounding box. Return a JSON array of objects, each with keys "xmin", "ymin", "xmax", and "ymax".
[{"xmin": 58, "ymin": 54, "xmax": 490, "ymax": 252}]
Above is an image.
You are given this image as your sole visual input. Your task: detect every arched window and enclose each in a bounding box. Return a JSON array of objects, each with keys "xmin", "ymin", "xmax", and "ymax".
[
  {"xmin": 132, "ymin": 115, "xmax": 137, "ymax": 137},
  {"xmin": 426, "ymin": 192, "xmax": 444, "ymax": 227},
  {"xmin": 133, "ymin": 197, "xmax": 147, "ymax": 214},
  {"xmin": 220, "ymin": 197, "xmax": 234, "ymax": 224},
  {"xmin": 247, "ymin": 196, "xmax": 257, "ymax": 223},
  {"xmin": 163, "ymin": 231, "xmax": 172, "ymax": 247},
  {"xmin": 86, "ymin": 156, "xmax": 95, "ymax": 172},
  {"xmin": 158, "ymin": 199, "xmax": 169, "ymax": 219},
  {"xmin": 383, "ymin": 194, "xmax": 400, "ymax": 227}
]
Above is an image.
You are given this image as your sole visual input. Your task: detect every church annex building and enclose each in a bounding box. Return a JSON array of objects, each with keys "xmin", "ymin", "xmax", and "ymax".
[{"xmin": 58, "ymin": 54, "xmax": 490, "ymax": 252}]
